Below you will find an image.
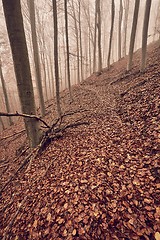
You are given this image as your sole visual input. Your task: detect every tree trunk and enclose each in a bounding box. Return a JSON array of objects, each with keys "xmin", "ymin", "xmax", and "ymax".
[
  {"xmin": 2, "ymin": 0, "xmax": 41, "ymax": 147},
  {"xmin": 27, "ymin": 0, "xmax": 45, "ymax": 116},
  {"xmin": 141, "ymin": 0, "xmax": 152, "ymax": 71},
  {"xmin": 78, "ymin": 1, "xmax": 84, "ymax": 82},
  {"xmin": 71, "ymin": 0, "xmax": 80, "ymax": 84},
  {"xmin": 123, "ymin": 0, "xmax": 129, "ymax": 57},
  {"xmin": 52, "ymin": 0, "xmax": 61, "ymax": 117},
  {"xmin": 118, "ymin": 0, "xmax": 123, "ymax": 60},
  {"xmin": 0, "ymin": 116, "xmax": 5, "ymax": 130},
  {"xmin": 0, "ymin": 59, "xmax": 13, "ymax": 126},
  {"xmin": 107, "ymin": 0, "xmax": 115, "ymax": 69},
  {"xmin": 93, "ymin": 0, "xmax": 97, "ymax": 72},
  {"xmin": 127, "ymin": 0, "xmax": 140, "ymax": 71},
  {"xmin": 97, "ymin": 0, "xmax": 102, "ymax": 73},
  {"xmin": 64, "ymin": 0, "xmax": 72, "ymax": 100}
]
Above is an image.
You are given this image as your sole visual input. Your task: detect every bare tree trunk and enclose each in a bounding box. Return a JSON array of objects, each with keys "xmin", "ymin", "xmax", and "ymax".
[
  {"xmin": 52, "ymin": 0, "xmax": 61, "ymax": 117},
  {"xmin": 27, "ymin": 0, "xmax": 45, "ymax": 116},
  {"xmin": 78, "ymin": 1, "xmax": 84, "ymax": 82},
  {"xmin": 93, "ymin": 0, "xmax": 97, "ymax": 72},
  {"xmin": 2, "ymin": 0, "xmax": 41, "ymax": 147},
  {"xmin": 118, "ymin": 0, "xmax": 123, "ymax": 60},
  {"xmin": 107, "ymin": 0, "xmax": 115, "ymax": 69},
  {"xmin": 141, "ymin": 0, "xmax": 152, "ymax": 71},
  {"xmin": 64, "ymin": 0, "xmax": 72, "ymax": 99},
  {"xmin": 123, "ymin": 0, "xmax": 129, "ymax": 57},
  {"xmin": 97, "ymin": 0, "xmax": 102, "ymax": 73},
  {"xmin": 0, "ymin": 116, "xmax": 5, "ymax": 130},
  {"xmin": 71, "ymin": 0, "xmax": 80, "ymax": 84},
  {"xmin": 127, "ymin": 0, "xmax": 140, "ymax": 71},
  {"xmin": 0, "ymin": 59, "xmax": 13, "ymax": 126}
]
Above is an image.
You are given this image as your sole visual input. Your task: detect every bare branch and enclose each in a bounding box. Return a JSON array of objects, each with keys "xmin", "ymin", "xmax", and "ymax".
[{"xmin": 0, "ymin": 112, "xmax": 50, "ymax": 129}]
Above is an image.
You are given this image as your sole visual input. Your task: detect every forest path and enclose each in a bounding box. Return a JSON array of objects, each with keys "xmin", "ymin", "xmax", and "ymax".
[
  {"xmin": 79, "ymin": 76, "xmax": 123, "ymax": 127},
  {"xmin": 0, "ymin": 41, "xmax": 159, "ymax": 240}
]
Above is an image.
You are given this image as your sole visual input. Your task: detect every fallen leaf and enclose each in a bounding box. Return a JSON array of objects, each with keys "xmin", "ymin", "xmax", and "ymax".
[
  {"xmin": 47, "ymin": 213, "xmax": 52, "ymax": 222},
  {"xmin": 33, "ymin": 220, "xmax": 38, "ymax": 228},
  {"xmin": 155, "ymin": 232, "xmax": 160, "ymax": 240},
  {"xmin": 72, "ymin": 229, "xmax": 77, "ymax": 236}
]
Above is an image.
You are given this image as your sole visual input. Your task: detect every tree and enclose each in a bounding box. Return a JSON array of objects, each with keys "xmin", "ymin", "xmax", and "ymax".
[
  {"xmin": 52, "ymin": 0, "xmax": 61, "ymax": 116},
  {"xmin": 127, "ymin": 0, "xmax": 140, "ymax": 71},
  {"xmin": 141, "ymin": 0, "xmax": 152, "ymax": 71},
  {"xmin": 27, "ymin": 0, "xmax": 45, "ymax": 116},
  {"xmin": 123, "ymin": 0, "xmax": 129, "ymax": 57},
  {"xmin": 0, "ymin": 57, "xmax": 13, "ymax": 126},
  {"xmin": 97, "ymin": 0, "xmax": 102, "ymax": 73},
  {"xmin": 107, "ymin": 0, "xmax": 115, "ymax": 69},
  {"xmin": 93, "ymin": 0, "xmax": 98, "ymax": 72},
  {"xmin": 78, "ymin": 0, "xmax": 84, "ymax": 81},
  {"xmin": 118, "ymin": 0, "xmax": 123, "ymax": 60},
  {"xmin": 2, "ymin": 0, "xmax": 41, "ymax": 147},
  {"xmin": 64, "ymin": 0, "xmax": 72, "ymax": 100}
]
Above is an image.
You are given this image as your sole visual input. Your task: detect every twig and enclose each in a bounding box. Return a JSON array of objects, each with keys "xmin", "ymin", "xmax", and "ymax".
[
  {"xmin": 0, "ymin": 112, "xmax": 50, "ymax": 129},
  {"xmin": 0, "ymin": 129, "xmax": 25, "ymax": 141}
]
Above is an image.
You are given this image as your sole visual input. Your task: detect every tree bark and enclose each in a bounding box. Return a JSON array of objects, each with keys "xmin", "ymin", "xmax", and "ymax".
[
  {"xmin": 27, "ymin": 0, "xmax": 45, "ymax": 116},
  {"xmin": 123, "ymin": 0, "xmax": 129, "ymax": 57},
  {"xmin": 118, "ymin": 0, "xmax": 123, "ymax": 60},
  {"xmin": 64, "ymin": 0, "xmax": 72, "ymax": 100},
  {"xmin": 141, "ymin": 0, "xmax": 152, "ymax": 71},
  {"xmin": 107, "ymin": 0, "xmax": 115, "ymax": 69},
  {"xmin": 2, "ymin": 0, "xmax": 41, "ymax": 147},
  {"xmin": 127, "ymin": 0, "xmax": 140, "ymax": 71},
  {"xmin": 52, "ymin": 0, "xmax": 61, "ymax": 117},
  {"xmin": 97, "ymin": 0, "xmax": 102, "ymax": 73},
  {"xmin": 0, "ymin": 59, "xmax": 13, "ymax": 126}
]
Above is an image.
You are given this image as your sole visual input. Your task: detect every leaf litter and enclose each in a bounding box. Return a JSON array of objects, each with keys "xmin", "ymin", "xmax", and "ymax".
[{"xmin": 0, "ymin": 41, "xmax": 160, "ymax": 239}]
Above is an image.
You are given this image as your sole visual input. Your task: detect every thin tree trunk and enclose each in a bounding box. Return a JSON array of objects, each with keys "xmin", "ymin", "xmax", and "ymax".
[
  {"xmin": 97, "ymin": 0, "xmax": 102, "ymax": 73},
  {"xmin": 0, "ymin": 59, "xmax": 13, "ymax": 126},
  {"xmin": 141, "ymin": 0, "xmax": 152, "ymax": 71},
  {"xmin": 52, "ymin": 0, "xmax": 61, "ymax": 116},
  {"xmin": 71, "ymin": 0, "xmax": 80, "ymax": 84},
  {"xmin": 93, "ymin": 0, "xmax": 97, "ymax": 72},
  {"xmin": 107, "ymin": 0, "xmax": 115, "ymax": 69},
  {"xmin": 27, "ymin": 0, "xmax": 45, "ymax": 116},
  {"xmin": 123, "ymin": 0, "xmax": 129, "ymax": 57},
  {"xmin": 64, "ymin": 0, "xmax": 72, "ymax": 99},
  {"xmin": 118, "ymin": 0, "xmax": 123, "ymax": 60},
  {"xmin": 127, "ymin": 0, "xmax": 140, "ymax": 71},
  {"xmin": 78, "ymin": 1, "xmax": 84, "ymax": 82},
  {"xmin": 0, "ymin": 116, "xmax": 5, "ymax": 130}
]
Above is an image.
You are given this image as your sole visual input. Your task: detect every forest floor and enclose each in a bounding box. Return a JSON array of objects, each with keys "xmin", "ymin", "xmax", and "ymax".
[{"xmin": 0, "ymin": 41, "xmax": 160, "ymax": 240}]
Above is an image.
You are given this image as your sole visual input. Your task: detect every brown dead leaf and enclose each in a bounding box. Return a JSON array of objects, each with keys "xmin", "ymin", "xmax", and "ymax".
[
  {"xmin": 33, "ymin": 219, "xmax": 38, "ymax": 228},
  {"xmin": 62, "ymin": 229, "xmax": 68, "ymax": 237},
  {"xmin": 155, "ymin": 232, "xmax": 160, "ymax": 240},
  {"xmin": 47, "ymin": 212, "xmax": 52, "ymax": 222},
  {"xmin": 72, "ymin": 229, "xmax": 77, "ymax": 236}
]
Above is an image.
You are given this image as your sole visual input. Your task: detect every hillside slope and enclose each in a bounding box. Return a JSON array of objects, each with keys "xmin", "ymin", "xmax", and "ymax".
[{"xmin": 0, "ymin": 41, "xmax": 160, "ymax": 240}]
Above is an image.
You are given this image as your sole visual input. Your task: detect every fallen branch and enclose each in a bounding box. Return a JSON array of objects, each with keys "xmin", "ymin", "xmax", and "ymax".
[
  {"xmin": 0, "ymin": 112, "xmax": 50, "ymax": 129},
  {"xmin": 0, "ymin": 129, "xmax": 25, "ymax": 141},
  {"xmin": 0, "ymin": 109, "xmax": 90, "ymax": 194}
]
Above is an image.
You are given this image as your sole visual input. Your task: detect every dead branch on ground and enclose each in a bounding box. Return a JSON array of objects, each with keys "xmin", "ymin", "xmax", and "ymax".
[
  {"xmin": 0, "ymin": 109, "xmax": 90, "ymax": 194},
  {"xmin": 0, "ymin": 129, "xmax": 26, "ymax": 141}
]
